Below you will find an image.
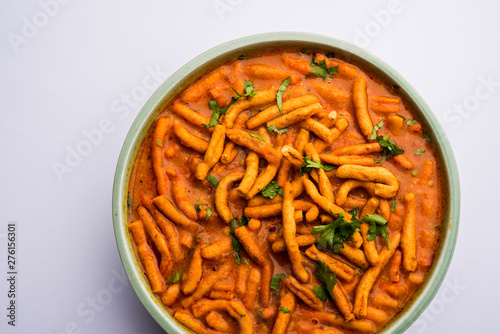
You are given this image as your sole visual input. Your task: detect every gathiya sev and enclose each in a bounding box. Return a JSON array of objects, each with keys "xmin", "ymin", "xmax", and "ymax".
[{"xmin": 126, "ymin": 49, "xmax": 444, "ymax": 333}]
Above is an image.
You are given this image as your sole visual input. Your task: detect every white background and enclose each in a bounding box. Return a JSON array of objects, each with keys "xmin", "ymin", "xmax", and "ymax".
[{"xmin": 1, "ymin": 0, "xmax": 499, "ymax": 333}]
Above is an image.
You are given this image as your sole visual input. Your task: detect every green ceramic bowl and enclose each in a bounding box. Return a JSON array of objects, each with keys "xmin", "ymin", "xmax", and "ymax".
[{"xmin": 113, "ymin": 32, "xmax": 460, "ymax": 334}]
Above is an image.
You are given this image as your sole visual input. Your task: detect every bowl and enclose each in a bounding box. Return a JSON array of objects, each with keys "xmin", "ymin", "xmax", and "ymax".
[{"xmin": 113, "ymin": 32, "xmax": 460, "ymax": 334}]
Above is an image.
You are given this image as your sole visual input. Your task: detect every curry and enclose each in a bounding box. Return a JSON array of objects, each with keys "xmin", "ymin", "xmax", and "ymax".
[{"xmin": 126, "ymin": 49, "xmax": 444, "ymax": 334}]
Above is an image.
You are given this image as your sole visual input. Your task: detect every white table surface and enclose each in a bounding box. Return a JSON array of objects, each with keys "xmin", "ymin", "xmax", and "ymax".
[{"xmin": 1, "ymin": 0, "xmax": 499, "ymax": 333}]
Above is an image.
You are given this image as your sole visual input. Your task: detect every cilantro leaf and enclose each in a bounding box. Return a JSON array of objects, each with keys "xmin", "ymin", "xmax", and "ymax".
[
  {"xmin": 230, "ymin": 217, "xmax": 246, "ymax": 265},
  {"xmin": 206, "ymin": 175, "xmax": 219, "ymax": 187},
  {"xmin": 156, "ymin": 140, "xmax": 163, "ymax": 147},
  {"xmin": 406, "ymin": 119, "xmax": 417, "ymax": 126},
  {"xmin": 362, "ymin": 214, "xmax": 389, "ymax": 249},
  {"xmin": 261, "ymin": 181, "xmax": 283, "ymax": 199},
  {"xmin": 391, "ymin": 199, "xmax": 397, "ymax": 213},
  {"xmin": 270, "ymin": 273, "xmax": 286, "ymax": 290},
  {"xmin": 312, "ymin": 285, "xmax": 329, "ymax": 302},
  {"xmin": 249, "ymin": 133, "xmax": 265, "ymax": 142},
  {"xmin": 232, "ymin": 80, "xmax": 256, "ymax": 99},
  {"xmin": 279, "ymin": 307, "xmax": 291, "ymax": 314},
  {"xmin": 423, "ymin": 131, "xmax": 432, "ymax": 142},
  {"xmin": 167, "ymin": 272, "xmax": 181, "ymax": 284},
  {"xmin": 204, "ymin": 100, "xmax": 229, "ymax": 128},
  {"xmin": 277, "ymin": 77, "xmax": 290, "ymax": 114},
  {"xmin": 411, "ymin": 169, "xmax": 418, "ymax": 176},
  {"xmin": 375, "ymin": 134, "xmax": 404, "ymax": 159},
  {"xmin": 414, "ymin": 148, "xmax": 425, "ymax": 156},
  {"xmin": 267, "ymin": 125, "xmax": 288, "ymax": 135},
  {"xmin": 205, "ymin": 207, "xmax": 213, "ymax": 220},
  {"xmin": 349, "ymin": 206, "xmax": 359, "ymax": 219},
  {"xmin": 310, "ymin": 58, "xmax": 339, "ymax": 81},
  {"xmin": 238, "ymin": 55, "xmax": 247, "ymax": 60},
  {"xmin": 299, "ymin": 156, "xmax": 337, "ymax": 176},
  {"xmin": 369, "ymin": 120, "xmax": 384, "ymax": 140},
  {"xmin": 194, "ymin": 203, "xmax": 202, "ymax": 213},
  {"xmin": 312, "ymin": 213, "xmax": 361, "ymax": 252},
  {"xmin": 314, "ymin": 261, "xmax": 336, "ymax": 301}
]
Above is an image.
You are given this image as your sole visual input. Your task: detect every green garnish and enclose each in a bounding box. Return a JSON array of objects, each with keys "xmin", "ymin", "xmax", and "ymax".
[
  {"xmin": 277, "ymin": 77, "xmax": 291, "ymax": 114},
  {"xmin": 279, "ymin": 307, "xmax": 291, "ymax": 314},
  {"xmin": 194, "ymin": 203, "xmax": 202, "ymax": 213},
  {"xmin": 299, "ymin": 156, "xmax": 337, "ymax": 176},
  {"xmin": 232, "ymin": 80, "xmax": 256, "ymax": 99},
  {"xmin": 391, "ymin": 200, "xmax": 397, "ymax": 213},
  {"xmin": 314, "ymin": 261, "xmax": 337, "ymax": 301},
  {"xmin": 310, "ymin": 58, "xmax": 339, "ymax": 81},
  {"xmin": 375, "ymin": 134, "xmax": 404, "ymax": 159},
  {"xmin": 230, "ymin": 216, "xmax": 249, "ymax": 265},
  {"xmin": 204, "ymin": 80, "xmax": 257, "ymax": 128},
  {"xmin": 204, "ymin": 99, "xmax": 228, "ymax": 128},
  {"xmin": 261, "ymin": 181, "xmax": 283, "ymax": 199},
  {"xmin": 369, "ymin": 120, "xmax": 384, "ymax": 140},
  {"xmin": 267, "ymin": 125, "xmax": 288, "ymax": 135},
  {"xmin": 414, "ymin": 148, "xmax": 425, "ymax": 155},
  {"xmin": 411, "ymin": 169, "xmax": 418, "ymax": 176},
  {"xmin": 362, "ymin": 214, "xmax": 389, "ymax": 249},
  {"xmin": 423, "ymin": 131, "xmax": 432, "ymax": 142},
  {"xmin": 205, "ymin": 207, "xmax": 213, "ymax": 220},
  {"xmin": 240, "ymin": 314, "xmax": 246, "ymax": 317},
  {"xmin": 249, "ymin": 133, "xmax": 265, "ymax": 142},
  {"xmin": 406, "ymin": 119, "xmax": 417, "ymax": 126},
  {"xmin": 238, "ymin": 55, "xmax": 247, "ymax": 60},
  {"xmin": 312, "ymin": 285, "xmax": 330, "ymax": 302},
  {"xmin": 312, "ymin": 213, "xmax": 361, "ymax": 252},
  {"xmin": 167, "ymin": 272, "xmax": 181, "ymax": 284},
  {"xmin": 156, "ymin": 140, "xmax": 163, "ymax": 147},
  {"xmin": 270, "ymin": 273, "xmax": 286, "ymax": 290},
  {"xmin": 206, "ymin": 175, "xmax": 219, "ymax": 187}
]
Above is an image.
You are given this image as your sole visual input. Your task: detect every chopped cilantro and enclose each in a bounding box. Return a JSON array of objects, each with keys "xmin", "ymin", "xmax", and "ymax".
[
  {"xmin": 240, "ymin": 314, "xmax": 246, "ymax": 317},
  {"xmin": 312, "ymin": 213, "xmax": 361, "ymax": 252},
  {"xmin": 230, "ymin": 216, "xmax": 247, "ymax": 265},
  {"xmin": 375, "ymin": 134, "xmax": 404, "ymax": 159},
  {"xmin": 362, "ymin": 214, "xmax": 389, "ymax": 248},
  {"xmin": 411, "ymin": 169, "xmax": 418, "ymax": 176},
  {"xmin": 277, "ymin": 77, "xmax": 291, "ymax": 114},
  {"xmin": 205, "ymin": 207, "xmax": 213, "ymax": 220},
  {"xmin": 414, "ymin": 148, "xmax": 425, "ymax": 155},
  {"xmin": 312, "ymin": 285, "xmax": 329, "ymax": 302},
  {"xmin": 406, "ymin": 119, "xmax": 417, "ymax": 126},
  {"xmin": 194, "ymin": 203, "xmax": 202, "ymax": 213},
  {"xmin": 279, "ymin": 307, "xmax": 291, "ymax": 314},
  {"xmin": 270, "ymin": 273, "xmax": 286, "ymax": 290},
  {"xmin": 167, "ymin": 272, "xmax": 181, "ymax": 284},
  {"xmin": 238, "ymin": 55, "xmax": 247, "ymax": 60},
  {"xmin": 314, "ymin": 261, "xmax": 336, "ymax": 301},
  {"xmin": 299, "ymin": 156, "xmax": 337, "ymax": 176},
  {"xmin": 391, "ymin": 199, "xmax": 397, "ymax": 213},
  {"xmin": 206, "ymin": 175, "xmax": 219, "ymax": 187},
  {"xmin": 204, "ymin": 99, "xmax": 228, "ymax": 128},
  {"xmin": 249, "ymin": 133, "xmax": 265, "ymax": 142},
  {"xmin": 369, "ymin": 120, "xmax": 384, "ymax": 140},
  {"xmin": 232, "ymin": 80, "xmax": 256, "ymax": 99},
  {"xmin": 309, "ymin": 58, "xmax": 338, "ymax": 81},
  {"xmin": 267, "ymin": 125, "xmax": 288, "ymax": 135},
  {"xmin": 423, "ymin": 131, "xmax": 432, "ymax": 142},
  {"xmin": 156, "ymin": 140, "xmax": 163, "ymax": 147},
  {"xmin": 261, "ymin": 181, "xmax": 283, "ymax": 199}
]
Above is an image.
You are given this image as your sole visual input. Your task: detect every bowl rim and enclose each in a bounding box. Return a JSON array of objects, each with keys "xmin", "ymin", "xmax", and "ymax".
[{"xmin": 113, "ymin": 31, "xmax": 460, "ymax": 334}]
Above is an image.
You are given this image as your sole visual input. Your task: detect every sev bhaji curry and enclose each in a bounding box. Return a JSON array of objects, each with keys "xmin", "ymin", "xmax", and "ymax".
[{"xmin": 126, "ymin": 49, "xmax": 444, "ymax": 334}]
